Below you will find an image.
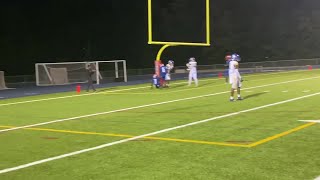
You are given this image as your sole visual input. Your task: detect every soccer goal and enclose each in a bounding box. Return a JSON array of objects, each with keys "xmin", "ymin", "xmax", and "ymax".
[{"xmin": 35, "ymin": 60, "xmax": 127, "ymax": 86}]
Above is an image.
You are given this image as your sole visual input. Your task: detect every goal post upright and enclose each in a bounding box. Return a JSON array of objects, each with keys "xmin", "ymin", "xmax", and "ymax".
[
  {"xmin": 95, "ymin": 61, "xmax": 100, "ymax": 85},
  {"xmin": 148, "ymin": 0, "xmax": 211, "ymax": 61},
  {"xmin": 115, "ymin": 61, "xmax": 119, "ymax": 78},
  {"xmin": 123, "ymin": 60, "xmax": 127, "ymax": 82},
  {"xmin": 35, "ymin": 63, "xmax": 40, "ymax": 86},
  {"xmin": 147, "ymin": 0, "xmax": 153, "ymax": 45},
  {"xmin": 206, "ymin": 0, "xmax": 210, "ymax": 45}
]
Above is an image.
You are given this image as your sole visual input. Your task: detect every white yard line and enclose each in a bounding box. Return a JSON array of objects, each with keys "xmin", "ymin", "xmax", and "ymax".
[
  {"xmin": 106, "ymin": 75, "xmax": 303, "ymax": 96},
  {"xmin": 298, "ymin": 120, "xmax": 320, "ymax": 123},
  {"xmin": 0, "ymin": 76, "xmax": 319, "ymax": 134},
  {"xmin": 0, "ymin": 70, "xmax": 311, "ymax": 107},
  {"xmin": 0, "ymin": 92, "xmax": 319, "ymax": 174}
]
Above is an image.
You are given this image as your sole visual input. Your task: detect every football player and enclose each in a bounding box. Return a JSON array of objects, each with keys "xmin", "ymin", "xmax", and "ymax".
[
  {"xmin": 152, "ymin": 74, "xmax": 161, "ymax": 89},
  {"xmin": 160, "ymin": 63, "xmax": 167, "ymax": 87},
  {"xmin": 229, "ymin": 54, "xmax": 243, "ymax": 101},
  {"xmin": 231, "ymin": 53, "xmax": 241, "ymax": 62},
  {"xmin": 186, "ymin": 57, "xmax": 198, "ymax": 87},
  {"xmin": 165, "ymin": 60, "xmax": 174, "ymax": 87}
]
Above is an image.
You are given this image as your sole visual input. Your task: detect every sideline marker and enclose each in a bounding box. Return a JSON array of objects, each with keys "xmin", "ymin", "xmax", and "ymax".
[{"xmin": 76, "ymin": 85, "xmax": 81, "ymax": 93}]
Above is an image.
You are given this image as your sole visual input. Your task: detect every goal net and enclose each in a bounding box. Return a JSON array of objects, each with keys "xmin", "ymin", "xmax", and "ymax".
[{"xmin": 35, "ymin": 60, "xmax": 127, "ymax": 86}]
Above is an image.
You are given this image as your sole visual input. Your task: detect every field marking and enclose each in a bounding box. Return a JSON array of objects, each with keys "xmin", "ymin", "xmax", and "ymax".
[
  {"xmin": 298, "ymin": 120, "xmax": 320, "ymax": 123},
  {"xmin": 0, "ymin": 70, "xmax": 315, "ymax": 107},
  {"xmin": 0, "ymin": 125, "xmax": 134, "ymax": 138},
  {"xmin": 108, "ymin": 72, "xmax": 295, "ymax": 95},
  {"xmin": 0, "ymin": 86, "xmax": 148, "ymax": 107},
  {"xmin": 146, "ymin": 137, "xmax": 249, "ymax": 147},
  {"xmin": 1, "ymin": 92, "xmax": 320, "ymax": 174},
  {"xmin": 103, "ymin": 82, "xmax": 224, "ymax": 95},
  {"xmin": 315, "ymin": 176, "xmax": 320, "ymax": 180},
  {"xmin": 103, "ymin": 92, "xmax": 154, "ymax": 95},
  {"xmin": 103, "ymin": 72, "xmax": 313, "ymax": 95},
  {"xmin": 0, "ymin": 78, "xmax": 222, "ymax": 107},
  {"xmin": 2, "ymin": 119, "xmax": 317, "ymax": 148},
  {"xmin": 1, "ymin": 120, "xmax": 315, "ymax": 149},
  {"xmin": 1, "ymin": 76, "xmax": 319, "ymax": 133},
  {"xmin": 0, "ymin": 125, "xmax": 248, "ymax": 148},
  {"xmin": 248, "ymin": 122, "xmax": 317, "ymax": 147}
]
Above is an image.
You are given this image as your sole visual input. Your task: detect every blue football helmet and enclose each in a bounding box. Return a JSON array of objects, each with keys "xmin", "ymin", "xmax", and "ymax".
[{"xmin": 231, "ymin": 53, "xmax": 241, "ymax": 61}]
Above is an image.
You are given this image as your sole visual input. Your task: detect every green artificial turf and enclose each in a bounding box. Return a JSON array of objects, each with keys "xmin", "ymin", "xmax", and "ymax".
[{"xmin": 0, "ymin": 70, "xmax": 319, "ymax": 180}]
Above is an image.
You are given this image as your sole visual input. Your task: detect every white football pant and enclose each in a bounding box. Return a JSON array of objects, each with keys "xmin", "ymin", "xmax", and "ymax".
[{"xmin": 188, "ymin": 70, "xmax": 198, "ymax": 86}]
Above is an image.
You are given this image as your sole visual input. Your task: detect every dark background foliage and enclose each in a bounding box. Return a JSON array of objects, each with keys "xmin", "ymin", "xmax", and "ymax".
[{"xmin": 1, "ymin": 0, "xmax": 319, "ymax": 75}]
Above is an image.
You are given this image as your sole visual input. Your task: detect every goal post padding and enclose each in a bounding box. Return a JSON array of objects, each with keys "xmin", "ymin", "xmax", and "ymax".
[
  {"xmin": 35, "ymin": 60, "xmax": 127, "ymax": 86},
  {"xmin": 0, "ymin": 71, "xmax": 7, "ymax": 90}
]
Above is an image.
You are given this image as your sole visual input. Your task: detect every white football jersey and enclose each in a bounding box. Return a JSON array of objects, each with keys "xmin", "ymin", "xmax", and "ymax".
[
  {"xmin": 166, "ymin": 64, "xmax": 173, "ymax": 74},
  {"xmin": 228, "ymin": 60, "xmax": 238, "ymax": 75},
  {"xmin": 229, "ymin": 61, "xmax": 241, "ymax": 84},
  {"xmin": 187, "ymin": 61, "xmax": 197, "ymax": 72}
]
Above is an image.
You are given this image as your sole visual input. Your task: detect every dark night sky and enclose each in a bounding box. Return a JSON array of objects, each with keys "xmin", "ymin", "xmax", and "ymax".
[{"xmin": 1, "ymin": 0, "xmax": 320, "ymax": 75}]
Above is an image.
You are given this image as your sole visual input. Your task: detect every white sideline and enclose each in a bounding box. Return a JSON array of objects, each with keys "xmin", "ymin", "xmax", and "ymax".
[
  {"xmin": 315, "ymin": 176, "xmax": 320, "ymax": 180},
  {"xmin": 0, "ymin": 76, "xmax": 319, "ymax": 134},
  {"xmin": 0, "ymin": 79, "xmax": 216, "ymax": 107},
  {"xmin": 0, "ymin": 70, "xmax": 309, "ymax": 107},
  {"xmin": 0, "ymin": 86, "xmax": 149, "ymax": 107},
  {"xmin": 0, "ymin": 92, "xmax": 319, "ymax": 174}
]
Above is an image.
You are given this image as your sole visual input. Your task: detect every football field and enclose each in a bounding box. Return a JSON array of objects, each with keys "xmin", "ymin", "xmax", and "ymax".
[{"xmin": 0, "ymin": 70, "xmax": 319, "ymax": 180}]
